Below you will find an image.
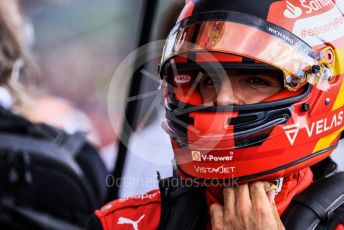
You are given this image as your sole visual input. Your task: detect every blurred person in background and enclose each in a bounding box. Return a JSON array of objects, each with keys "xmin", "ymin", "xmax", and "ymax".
[
  {"xmin": 0, "ymin": 1, "xmax": 108, "ymax": 229},
  {"xmin": 0, "ymin": 0, "xmax": 37, "ymax": 111},
  {"xmin": 0, "ymin": 0, "xmax": 100, "ymax": 146}
]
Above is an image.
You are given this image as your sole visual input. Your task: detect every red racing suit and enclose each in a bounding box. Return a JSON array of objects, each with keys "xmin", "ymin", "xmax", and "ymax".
[{"xmin": 89, "ymin": 167, "xmax": 344, "ymax": 230}]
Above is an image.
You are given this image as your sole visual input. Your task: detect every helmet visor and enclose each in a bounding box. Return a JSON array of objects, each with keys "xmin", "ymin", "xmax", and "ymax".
[
  {"xmin": 161, "ymin": 12, "xmax": 317, "ymax": 91},
  {"xmin": 166, "ymin": 62, "xmax": 287, "ymax": 106}
]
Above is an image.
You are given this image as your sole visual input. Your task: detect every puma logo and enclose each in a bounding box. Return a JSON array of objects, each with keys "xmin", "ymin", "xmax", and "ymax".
[{"xmin": 117, "ymin": 215, "xmax": 145, "ymax": 230}]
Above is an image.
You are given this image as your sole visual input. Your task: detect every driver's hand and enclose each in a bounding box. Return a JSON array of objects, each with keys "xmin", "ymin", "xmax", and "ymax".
[{"xmin": 210, "ymin": 182, "xmax": 285, "ymax": 230}]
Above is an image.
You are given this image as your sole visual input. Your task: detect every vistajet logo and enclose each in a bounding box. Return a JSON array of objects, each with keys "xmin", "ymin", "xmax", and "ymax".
[
  {"xmin": 284, "ymin": 0, "xmax": 302, "ymax": 18},
  {"xmin": 194, "ymin": 165, "xmax": 235, "ymax": 174}
]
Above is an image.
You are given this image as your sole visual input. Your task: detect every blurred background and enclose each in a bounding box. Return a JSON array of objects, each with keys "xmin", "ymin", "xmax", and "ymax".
[
  {"xmin": 23, "ymin": 0, "xmax": 143, "ymax": 147},
  {"xmin": 18, "ymin": 0, "xmax": 185, "ymax": 197},
  {"xmin": 21, "ymin": 0, "xmax": 184, "ymax": 143}
]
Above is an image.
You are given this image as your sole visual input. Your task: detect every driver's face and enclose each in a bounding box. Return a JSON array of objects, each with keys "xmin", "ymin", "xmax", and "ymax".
[{"xmin": 199, "ymin": 70, "xmax": 283, "ymax": 106}]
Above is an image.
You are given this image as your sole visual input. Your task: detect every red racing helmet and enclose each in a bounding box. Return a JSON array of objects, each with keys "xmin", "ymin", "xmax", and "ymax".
[{"xmin": 159, "ymin": 0, "xmax": 344, "ymax": 184}]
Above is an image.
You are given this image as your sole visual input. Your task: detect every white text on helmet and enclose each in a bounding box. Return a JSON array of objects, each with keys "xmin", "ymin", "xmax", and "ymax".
[
  {"xmin": 305, "ymin": 110, "xmax": 343, "ymax": 137},
  {"xmin": 300, "ymin": 0, "xmax": 332, "ymax": 14},
  {"xmin": 283, "ymin": 110, "xmax": 344, "ymax": 145},
  {"xmin": 194, "ymin": 165, "xmax": 236, "ymax": 174},
  {"xmin": 200, "ymin": 154, "xmax": 234, "ymax": 162},
  {"xmin": 174, "ymin": 74, "xmax": 192, "ymax": 84}
]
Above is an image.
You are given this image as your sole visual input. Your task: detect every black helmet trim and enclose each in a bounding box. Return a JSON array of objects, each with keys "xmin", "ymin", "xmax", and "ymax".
[{"xmin": 166, "ymin": 84, "xmax": 311, "ymax": 113}]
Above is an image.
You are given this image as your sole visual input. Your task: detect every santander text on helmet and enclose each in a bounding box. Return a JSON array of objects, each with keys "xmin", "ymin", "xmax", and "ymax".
[{"xmin": 300, "ymin": 0, "xmax": 332, "ymax": 14}]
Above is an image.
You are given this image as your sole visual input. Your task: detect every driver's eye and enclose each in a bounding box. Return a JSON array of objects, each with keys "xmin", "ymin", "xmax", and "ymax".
[
  {"xmin": 204, "ymin": 77, "xmax": 214, "ymax": 86},
  {"xmin": 201, "ymin": 73, "xmax": 221, "ymax": 87},
  {"xmin": 246, "ymin": 76, "xmax": 270, "ymax": 86}
]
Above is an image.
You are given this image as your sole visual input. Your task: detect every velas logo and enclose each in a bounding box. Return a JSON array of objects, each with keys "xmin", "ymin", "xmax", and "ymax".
[
  {"xmin": 283, "ymin": 111, "xmax": 344, "ymax": 145},
  {"xmin": 284, "ymin": 0, "xmax": 302, "ymax": 19},
  {"xmin": 283, "ymin": 123, "xmax": 300, "ymax": 145},
  {"xmin": 284, "ymin": 0, "xmax": 333, "ymax": 19},
  {"xmin": 174, "ymin": 74, "xmax": 192, "ymax": 84}
]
